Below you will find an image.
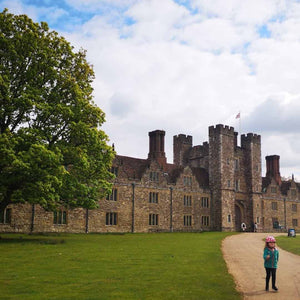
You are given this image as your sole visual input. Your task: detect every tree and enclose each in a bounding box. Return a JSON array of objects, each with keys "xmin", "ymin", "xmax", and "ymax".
[{"xmin": 0, "ymin": 9, "xmax": 115, "ymax": 213}]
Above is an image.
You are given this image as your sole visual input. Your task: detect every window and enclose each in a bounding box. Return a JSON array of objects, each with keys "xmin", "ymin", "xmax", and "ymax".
[
  {"xmin": 0, "ymin": 208, "xmax": 11, "ymax": 224},
  {"xmin": 227, "ymin": 180, "xmax": 231, "ymax": 188},
  {"xmin": 201, "ymin": 216, "xmax": 209, "ymax": 226},
  {"xmin": 106, "ymin": 188, "xmax": 118, "ymax": 201},
  {"xmin": 272, "ymin": 218, "xmax": 279, "ymax": 229},
  {"xmin": 149, "ymin": 214, "xmax": 158, "ymax": 225},
  {"xmin": 111, "ymin": 167, "xmax": 118, "ymax": 176},
  {"xmin": 150, "ymin": 172, "xmax": 159, "ymax": 182},
  {"xmin": 106, "ymin": 212, "xmax": 118, "ymax": 225},
  {"xmin": 235, "ymin": 159, "xmax": 239, "ymax": 170},
  {"xmin": 271, "ymin": 187, "xmax": 277, "ymax": 193},
  {"xmin": 271, "ymin": 202, "xmax": 278, "ymax": 210},
  {"xmin": 53, "ymin": 210, "xmax": 67, "ymax": 225},
  {"xmin": 184, "ymin": 215, "xmax": 192, "ymax": 226},
  {"xmin": 256, "ymin": 217, "xmax": 260, "ymax": 224},
  {"xmin": 235, "ymin": 180, "xmax": 239, "ymax": 191},
  {"xmin": 184, "ymin": 195, "xmax": 192, "ymax": 207},
  {"xmin": 227, "ymin": 215, "xmax": 231, "ymax": 223},
  {"xmin": 292, "ymin": 219, "xmax": 298, "ymax": 227},
  {"xmin": 201, "ymin": 197, "xmax": 209, "ymax": 208},
  {"xmin": 292, "ymin": 204, "xmax": 297, "ymax": 212},
  {"xmin": 149, "ymin": 192, "xmax": 159, "ymax": 203},
  {"xmin": 227, "ymin": 158, "xmax": 230, "ymax": 165},
  {"xmin": 183, "ymin": 176, "xmax": 192, "ymax": 186}
]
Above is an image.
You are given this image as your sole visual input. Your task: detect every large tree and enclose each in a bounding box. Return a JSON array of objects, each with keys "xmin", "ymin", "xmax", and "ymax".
[{"xmin": 0, "ymin": 9, "xmax": 114, "ymax": 213}]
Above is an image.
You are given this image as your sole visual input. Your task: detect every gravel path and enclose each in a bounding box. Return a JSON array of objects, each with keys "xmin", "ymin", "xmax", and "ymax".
[{"xmin": 222, "ymin": 233, "xmax": 300, "ymax": 300}]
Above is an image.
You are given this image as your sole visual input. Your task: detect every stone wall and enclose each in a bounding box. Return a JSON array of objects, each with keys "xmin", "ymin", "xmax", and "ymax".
[{"xmin": 1, "ymin": 124, "xmax": 299, "ymax": 234}]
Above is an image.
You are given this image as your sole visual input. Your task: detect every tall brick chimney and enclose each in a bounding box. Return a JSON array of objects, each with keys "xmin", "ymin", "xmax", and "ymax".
[
  {"xmin": 148, "ymin": 130, "xmax": 167, "ymax": 168},
  {"xmin": 266, "ymin": 155, "xmax": 281, "ymax": 185}
]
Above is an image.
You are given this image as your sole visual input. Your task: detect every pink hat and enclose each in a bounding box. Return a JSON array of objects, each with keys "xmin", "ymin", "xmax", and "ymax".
[{"xmin": 265, "ymin": 236, "xmax": 276, "ymax": 243}]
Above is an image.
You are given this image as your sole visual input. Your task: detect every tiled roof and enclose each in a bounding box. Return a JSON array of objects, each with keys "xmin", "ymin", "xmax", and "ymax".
[
  {"xmin": 262, "ymin": 177, "xmax": 271, "ymax": 192},
  {"xmin": 280, "ymin": 181, "xmax": 291, "ymax": 195},
  {"xmin": 165, "ymin": 164, "xmax": 184, "ymax": 184},
  {"xmin": 191, "ymin": 167, "xmax": 209, "ymax": 188},
  {"xmin": 113, "ymin": 155, "xmax": 149, "ymax": 180},
  {"xmin": 112, "ymin": 155, "xmax": 209, "ymax": 187}
]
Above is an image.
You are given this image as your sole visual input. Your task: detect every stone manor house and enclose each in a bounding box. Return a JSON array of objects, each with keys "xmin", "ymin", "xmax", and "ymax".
[{"xmin": 1, "ymin": 124, "xmax": 300, "ymax": 233}]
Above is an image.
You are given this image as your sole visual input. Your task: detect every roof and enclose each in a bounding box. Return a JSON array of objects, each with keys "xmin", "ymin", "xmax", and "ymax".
[
  {"xmin": 113, "ymin": 155, "xmax": 149, "ymax": 180},
  {"xmin": 262, "ymin": 177, "xmax": 271, "ymax": 192},
  {"xmin": 280, "ymin": 181, "xmax": 291, "ymax": 195},
  {"xmin": 112, "ymin": 155, "xmax": 209, "ymax": 187}
]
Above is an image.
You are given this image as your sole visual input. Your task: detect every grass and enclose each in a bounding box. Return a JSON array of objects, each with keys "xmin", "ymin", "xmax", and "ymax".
[
  {"xmin": 0, "ymin": 232, "xmax": 241, "ymax": 300},
  {"xmin": 276, "ymin": 235, "xmax": 300, "ymax": 256}
]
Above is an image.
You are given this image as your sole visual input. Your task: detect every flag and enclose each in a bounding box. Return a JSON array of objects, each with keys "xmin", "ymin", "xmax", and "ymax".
[{"xmin": 236, "ymin": 112, "xmax": 240, "ymax": 119}]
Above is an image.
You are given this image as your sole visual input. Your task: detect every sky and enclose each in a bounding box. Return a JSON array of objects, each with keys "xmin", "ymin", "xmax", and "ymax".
[{"xmin": 1, "ymin": 0, "xmax": 300, "ymax": 180}]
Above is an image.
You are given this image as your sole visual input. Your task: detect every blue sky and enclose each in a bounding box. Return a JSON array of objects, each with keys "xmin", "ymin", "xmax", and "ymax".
[{"xmin": 1, "ymin": 0, "xmax": 300, "ymax": 179}]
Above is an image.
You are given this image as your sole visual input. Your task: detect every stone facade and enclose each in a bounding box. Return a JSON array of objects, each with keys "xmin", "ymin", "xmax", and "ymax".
[{"xmin": 1, "ymin": 124, "xmax": 299, "ymax": 233}]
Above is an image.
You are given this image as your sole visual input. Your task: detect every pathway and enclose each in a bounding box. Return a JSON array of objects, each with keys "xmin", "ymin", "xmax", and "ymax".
[{"xmin": 222, "ymin": 233, "xmax": 300, "ymax": 300}]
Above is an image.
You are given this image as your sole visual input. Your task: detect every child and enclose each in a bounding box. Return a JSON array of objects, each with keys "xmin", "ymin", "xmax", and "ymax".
[{"xmin": 263, "ymin": 235, "xmax": 279, "ymax": 291}]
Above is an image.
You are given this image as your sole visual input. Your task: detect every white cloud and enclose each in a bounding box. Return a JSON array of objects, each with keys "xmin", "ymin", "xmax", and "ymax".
[
  {"xmin": 249, "ymin": 39, "xmax": 300, "ymax": 94},
  {"xmin": 180, "ymin": 18, "xmax": 255, "ymax": 52},
  {"xmin": 2, "ymin": 0, "xmax": 300, "ymax": 179},
  {"xmin": 64, "ymin": 0, "xmax": 137, "ymax": 12},
  {"xmin": 191, "ymin": 0, "xmax": 286, "ymax": 25}
]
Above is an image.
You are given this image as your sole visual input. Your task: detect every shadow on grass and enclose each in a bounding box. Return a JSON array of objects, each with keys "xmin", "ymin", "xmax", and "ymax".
[{"xmin": 0, "ymin": 236, "xmax": 65, "ymax": 245}]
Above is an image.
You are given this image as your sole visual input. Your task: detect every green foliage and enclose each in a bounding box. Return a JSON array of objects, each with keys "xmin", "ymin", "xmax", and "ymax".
[
  {"xmin": 276, "ymin": 235, "xmax": 300, "ymax": 256},
  {"xmin": 0, "ymin": 9, "xmax": 114, "ymax": 211},
  {"xmin": 0, "ymin": 232, "xmax": 241, "ymax": 300}
]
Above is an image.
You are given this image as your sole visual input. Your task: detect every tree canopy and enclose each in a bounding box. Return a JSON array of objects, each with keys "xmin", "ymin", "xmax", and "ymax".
[{"xmin": 0, "ymin": 9, "xmax": 114, "ymax": 212}]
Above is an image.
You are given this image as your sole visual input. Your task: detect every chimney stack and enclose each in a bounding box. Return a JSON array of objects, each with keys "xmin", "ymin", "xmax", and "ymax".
[
  {"xmin": 266, "ymin": 155, "xmax": 281, "ymax": 185},
  {"xmin": 148, "ymin": 130, "xmax": 167, "ymax": 168}
]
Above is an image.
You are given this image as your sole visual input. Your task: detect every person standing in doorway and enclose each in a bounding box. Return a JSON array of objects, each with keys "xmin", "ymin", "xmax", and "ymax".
[
  {"xmin": 241, "ymin": 222, "xmax": 246, "ymax": 232},
  {"xmin": 263, "ymin": 236, "xmax": 279, "ymax": 292},
  {"xmin": 254, "ymin": 222, "xmax": 258, "ymax": 232}
]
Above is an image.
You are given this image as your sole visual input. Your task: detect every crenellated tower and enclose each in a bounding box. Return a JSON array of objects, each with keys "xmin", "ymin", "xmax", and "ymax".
[
  {"xmin": 241, "ymin": 133, "xmax": 262, "ymax": 228},
  {"xmin": 209, "ymin": 124, "xmax": 236, "ymax": 231},
  {"xmin": 173, "ymin": 134, "xmax": 193, "ymax": 166}
]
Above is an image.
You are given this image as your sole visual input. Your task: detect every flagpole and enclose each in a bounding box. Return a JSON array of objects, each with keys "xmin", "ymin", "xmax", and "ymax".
[
  {"xmin": 235, "ymin": 111, "xmax": 241, "ymax": 146},
  {"xmin": 239, "ymin": 111, "xmax": 241, "ymax": 142}
]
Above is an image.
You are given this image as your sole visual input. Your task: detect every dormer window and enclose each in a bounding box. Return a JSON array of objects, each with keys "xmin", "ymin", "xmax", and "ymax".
[
  {"xmin": 150, "ymin": 172, "xmax": 159, "ymax": 182},
  {"xmin": 183, "ymin": 176, "xmax": 192, "ymax": 186},
  {"xmin": 111, "ymin": 167, "xmax": 118, "ymax": 176}
]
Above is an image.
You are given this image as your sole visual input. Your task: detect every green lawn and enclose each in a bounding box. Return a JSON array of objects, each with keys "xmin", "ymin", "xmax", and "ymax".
[
  {"xmin": 0, "ymin": 232, "xmax": 241, "ymax": 300},
  {"xmin": 276, "ymin": 235, "xmax": 300, "ymax": 256}
]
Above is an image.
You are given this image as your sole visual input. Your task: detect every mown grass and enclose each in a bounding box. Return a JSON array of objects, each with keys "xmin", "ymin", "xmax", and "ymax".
[
  {"xmin": 276, "ymin": 235, "xmax": 300, "ymax": 256},
  {"xmin": 0, "ymin": 232, "xmax": 241, "ymax": 300}
]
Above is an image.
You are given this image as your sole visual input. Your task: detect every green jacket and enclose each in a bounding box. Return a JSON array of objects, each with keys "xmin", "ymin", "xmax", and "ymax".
[{"xmin": 263, "ymin": 247, "xmax": 279, "ymax": 268}]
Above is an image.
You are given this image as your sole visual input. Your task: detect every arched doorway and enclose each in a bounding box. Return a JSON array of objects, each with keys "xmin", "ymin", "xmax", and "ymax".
[{"xmin": 235, "ymin": 204, "xmax": 242, "ymax": 231}]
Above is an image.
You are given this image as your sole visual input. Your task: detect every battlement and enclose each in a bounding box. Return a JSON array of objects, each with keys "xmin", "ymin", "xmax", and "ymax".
[
  {"xmin": 190, "ymin": 141, "xmax": 209, "ymax": 158},
  {"xmin": 209, "ymin": 124, "xmax": 235, "ymax": 136},
  {"xmin": 173, "ymin": 134, "xmax": 193, "ymax": 145},
  {"xmin": 173, "ymin": 133, "xmax": 193, "ymax": 166},
  {"xmin": 241, "ymin": 133, "xmax": 261, "ymax": 146}
]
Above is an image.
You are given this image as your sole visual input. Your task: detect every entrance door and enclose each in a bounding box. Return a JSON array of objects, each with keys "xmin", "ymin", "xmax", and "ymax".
[{"xmin": 235, "ymin": 205, "xmax": 242, "ymax": 231}]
